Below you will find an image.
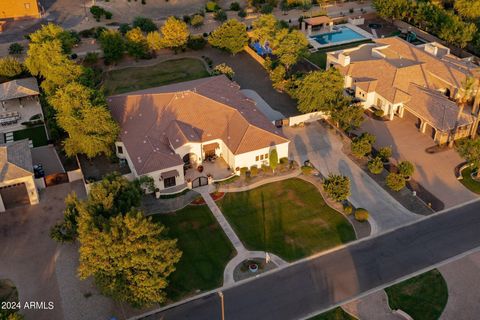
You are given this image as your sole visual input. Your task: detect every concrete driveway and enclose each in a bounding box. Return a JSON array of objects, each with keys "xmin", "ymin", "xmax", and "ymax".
[
  {"xmin": 359, "ymin": 116, "xmax": 477, "ymax": 208},
  {"xmin": 283, "ymin": 122, "xmax": 420, "ymax": 233}
]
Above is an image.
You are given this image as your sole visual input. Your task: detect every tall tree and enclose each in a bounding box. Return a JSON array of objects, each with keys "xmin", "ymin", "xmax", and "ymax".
[
  {"xmin": 0, "ymin": 56, "xmax": 23, "ymax": 78},
  {"xmin": 456, "ymin": 138, "xmax": 480, "ymax": 178},
  {"xmin": 160, "ymin": 17, "xmax": 189, "ymax": 51},
  {"xmin": 99, "ymin": 29, "xmax": 125, "ymax": 64},
  {"xmin": 125, "ymin": 27, "xmax": 149, "ymax": 59},
  {"xmin": 272, "ymin": 29, "xmax": 308, "ymax": 72},
  {"xmin": 330, "ymin": 99, "xmax": 365, "ymax": 132},
  {"xmin": 49, "ymin": 82, "xmax": 119, "ymax": 158},
  {"xmin": 25, "ymin": 39, "xmax": 83, "ymax": 94},
  {"xmin": 208, "ymin": 19, "xmax": 249, "ymax": 54},
  {"xmin": 133, "ymin": 16, "xmax": 158, "ymax": 32},
  {"xmin": 29, "ymin": 23, "xmax": 78, "ymax": 53},
  {"xmin": 295, "ymin": 69, "xmax": 345, "ymax": 113},
  {"xmin": 455, "ymin": 0, "xmax": 480, "ymax": 20},
  {"xmin": 146, "ymin": 31, "xmax": 162, "ymax": 54},
  {"xmin": 251, "ymin": 14, "xmax": 278, "ymax": 43}
]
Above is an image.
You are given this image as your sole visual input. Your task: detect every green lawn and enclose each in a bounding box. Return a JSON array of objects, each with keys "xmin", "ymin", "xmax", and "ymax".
[
  {"xmin": 309, "ymin": 307, "xmax": 357, "ymax": 320},
  {"xmin": 306, "ymin": 40, "xmax": 373, "ymax": 69},
  {"xmin": 102, "ymin": 58, "xmax": 210, "ymax": 95},
  {"xmin": 460, "ymin": 167, "xmax": 480, "ymax": 194},
  {"xmin": 151, "ymin": 205, "xmax": 235, "ymax": 301},
  {"xmin": 385, "ymin": 269, "xmax": 448, "ymax": 320},
  {"xmin": 12, "ymin": 125, "xmax": 48, "ymax": 147},
  {"xmin": 218, "ymin": 178, "xmax": 356, "ymax": 261}
]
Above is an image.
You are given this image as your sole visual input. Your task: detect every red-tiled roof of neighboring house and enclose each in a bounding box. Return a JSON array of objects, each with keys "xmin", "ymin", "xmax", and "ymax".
[{"xmin": 108, "ymin": 75, "xmax": 289, "ymax": 175}]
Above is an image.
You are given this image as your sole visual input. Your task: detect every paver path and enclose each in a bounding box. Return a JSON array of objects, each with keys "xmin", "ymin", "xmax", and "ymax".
[
  {"xmin": 199, "ymin": 190, "xmax": 246, "ymax": 254},
  {"xmin": 283, "ymin": 122, "xmax": 420, "ymax": 233}
]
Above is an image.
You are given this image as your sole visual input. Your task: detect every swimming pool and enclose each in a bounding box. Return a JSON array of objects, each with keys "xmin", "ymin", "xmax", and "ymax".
[{"xmin": 311, "ymin": 26, "xmax": 367, "ymax": 45}]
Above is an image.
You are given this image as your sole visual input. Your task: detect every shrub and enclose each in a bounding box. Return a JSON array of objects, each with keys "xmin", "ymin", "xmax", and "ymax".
[
  {"xmin": 301, "ymin": 166, "xmax": 313, "ymax": 175},
  {"xmin": 183, "ymin": 15, "xmax": 191, "ymax": 24},
  {"xmin": 133, "ymin": 16, "xmax": 158, "ymax": 32},
  {"xmin": 250, "ymin": 166, "xmax": 259, "ymax": 176},
  {"xmin": 378, "ymin": 146, "xmax": 392, "ymax": 163},
  {"xmin": 280, "ymin": 157, "xmax": 289, "ymax": 164},
  {"xmin": 90, "ymin": 5, "xmax": 105, "ymax": 21},
  {"xmin": 354, "ymin": 208, "xmax": 369, "ymax": 222},
  {"xmin": 8, "ymin": 42, "xmax": 23, "ymax": 54},
  {"xmin": 190, "ymin": 14, "xmax": 204, "ymax": 27},
  {"xmin": 119, "ymin": 23, "xmax": 131, "ymax": 35},
  {"xmin": 398, "ymin": 160, "xmax": 415, "ymax": 177},
  {"xmin": 386, "ymin": 173, "xmax": 406, "ymax": 191},
  {"xmin": 84, "ymin": 51, "xmax": 99, "ymax": 64},
  {"xmin": 269, "ymin": 149, "xmax": 278, "ymax": 171},
  {"xmin": 374, "ymin": 108, "xmax": 384, "ymax": 117},
  {"xmin": 240, "ymin": 167, "xmax": 249, "ymax": 176},
  {"xmin": 238, "ymin": 9, "xmax": 247, "ymax": 17},
  {"xmin": 214, "ymin": 9, "xmax": 228, "ymax": 22},
  {"xmin": 187, "ymin": 35, "xmax": 207, "ymax": 50},
  {"xmin": 343, "ymin": 204, "xmax": 353, "ymax": 215},
  {"xmin": 104, "ymin": 10, "xmax": 113, "ymax": 19},
  {"xmin": 94, "ymin": 26, "xmax": 107, "ymax": 39},
  {"xmin": 368, "ymin": 157, "xmax": 384, "ymax": 174},
  {"xmin": 261, "ymin": 4, "xmax": 274, "ymax": 13},
  {"xmin": 261, "ymin": 164, "xmax": 272, "ymax": 174},
  {"xmin": 0, "ymin": 57, "xmax": 23, "ymax": 78},
  {"xmin": 351, "ymin": 132, "xmax": 376, "ymax": 158},
  {"xmin": 230, "ymin": 2, "xmax": 241, "ymax": 11},
  {"xmin": 206, "ymin": 1, "xmax": 220, "ymax": 12},
  {"xmin": 323, "ymin": 174, "xmax": 351, "ymax": 202},
  {"xmin": 212, "ymin": 63, "xmax": 235, "ymax": 79}
]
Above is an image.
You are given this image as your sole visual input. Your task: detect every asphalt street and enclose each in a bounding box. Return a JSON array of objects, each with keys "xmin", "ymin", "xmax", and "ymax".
[{"xmin": 138, "ymin": 199, "xmax": 480, "ymax": 320}]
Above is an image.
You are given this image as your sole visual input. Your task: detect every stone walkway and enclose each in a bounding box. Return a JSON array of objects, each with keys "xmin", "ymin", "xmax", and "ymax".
[
  {"xmin": 198, "ymin": 188, "xmax": 288, "ymax": 286},
  {"xmin": 217, "ymin": 169, "xmax": 301, "ymax": 193}
]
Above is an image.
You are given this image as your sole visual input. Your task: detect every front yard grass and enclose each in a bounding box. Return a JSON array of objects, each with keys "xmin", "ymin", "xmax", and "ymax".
[
  {"xmin": 460, "ymin": 167, "xmax": 480, "ymax": 194},
  {"xmin": 12, "ymin": 125, "xmax": 48, "ymax": 147},
  {"xmin": 306, "ymin": 40, "xmax": 372, "ymax": 69},
  {"xmin": 218, "ymin": 178, "xmax": 355, "ymax": 261},
  {"xmin": 151, "ymin": 205, "xmax": 235, "ymax": 301},
  {"xmin": 385, "ymin": 269, "xmax": 448, "ymax": 320},
  {"xmin": 102, "ymin": 58, "xmax": 210, "ymax": 95}
]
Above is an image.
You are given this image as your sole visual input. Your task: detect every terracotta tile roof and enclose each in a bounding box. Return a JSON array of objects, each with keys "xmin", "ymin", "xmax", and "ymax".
[
  {"xmin": 304, "ymin": 16, "xmax": 332, "ymax": 26},
  {"xmin": 0, "ymin": 78, "xmax": 39, "ymax": 101},
  {"xmin": 405, "ymin": 84, "xmax": 474, "ymax": 131},
  {"xmin": 108, "ymin": 76, "xmax": 288, "ymax": 174},
  {"xmin": 0, "ymin": 140, "xmax": 33, "ymax": 182}
]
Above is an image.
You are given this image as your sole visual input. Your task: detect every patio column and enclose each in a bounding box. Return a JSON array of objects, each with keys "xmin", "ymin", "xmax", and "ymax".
[
  {"xmin": 0, "ymin": 193, "xmax": 5, "ymax": 212},
  {"xmin": 307, "ymin": 25, "xmax": 312, "ymax": 36},
  {"xmin": 419, "ymin": 120, "xmax": 427, "ymax": 134},
  {"xmin": 398, "ymin": 106, "xmax": 405, "ymax": 118},
  {"xmin": 301, "ymin": 21, "xmax": 306, "ymax": 33}
]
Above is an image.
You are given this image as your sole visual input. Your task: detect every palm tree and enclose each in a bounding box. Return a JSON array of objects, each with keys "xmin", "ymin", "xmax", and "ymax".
[{"xmin": 449, "ymin": 77, "xmax": 477, "ymax": 146}]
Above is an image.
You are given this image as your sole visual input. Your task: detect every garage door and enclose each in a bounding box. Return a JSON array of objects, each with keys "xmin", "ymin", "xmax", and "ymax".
[
  {"xmin": 403, "ymin": 109, "xmax": 421, "ymax": 129},
  {"xmin": 0, "ymin": 183, "xmax": 29, "ymax": 209}
]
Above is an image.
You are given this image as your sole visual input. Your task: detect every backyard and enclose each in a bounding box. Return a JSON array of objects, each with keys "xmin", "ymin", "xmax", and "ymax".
[
  {"xmin": 460, "ymin": 167, "xmax": 480, "ymax": 194},
  {"xmin": 12, "ymin": 125, "xmax": 49, "ymax": 147},
  {"xmin": 385, "ymin": 269, "xmax": 448, "ymax": 320},
  {"xmin": 218, "ymin": 178, "xmax": 356, "ymax": 261},
  {"xmin": 102, "ymin": 58, "xmax": 210, "ymax": 96},
  {"xmin": 306, "ymin": 40, "xmax": 372, "ymax": 69},
  {"xmin": 151, "ymin": 205, "xmax": 235, "ymax": 301}
]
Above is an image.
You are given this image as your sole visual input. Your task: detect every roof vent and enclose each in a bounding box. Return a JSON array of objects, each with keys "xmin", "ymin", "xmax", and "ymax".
[
  {"xmin": 139, "ymin": 113, "xmax": 142, "ymax": 117},
  {"xmin": 175, "ymin": 139, "xmax": 179, "ymax": 142},
  {"xmin": 124, "ymin": 130, "xmax": 128, "ymax": 134},
  {"xmin": 143, "ymin": 140, "xmax": 147, "ymax": 143}
]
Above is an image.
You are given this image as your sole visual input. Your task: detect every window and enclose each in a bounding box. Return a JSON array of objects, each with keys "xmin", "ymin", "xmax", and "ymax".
[
  {"xmin": 256, "ymin": 155, "xmax": 259, "ymax": 161},
  {"xmin": 24, "ymin": 3, "xmax": 30, "ymax": 9},
  {"xmin": 265, "ymin": 153, "xmax": 268, "ymax": 159},
  {"xmin": 117, "ymin": 146, "xmax": 123, "ymax": 154},
  {"xmin": 260, "ymin": 154, "xmax": 264, "ymax": 160},
  {"xmin": 163, "ymin": 177, "xmax": 176, "ymax": 188}
]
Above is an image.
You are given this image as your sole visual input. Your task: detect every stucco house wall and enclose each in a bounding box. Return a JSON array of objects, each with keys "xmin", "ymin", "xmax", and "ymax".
[{"xmin": 233, "ymin": 142, "xmax": 289, "ymax": 170}]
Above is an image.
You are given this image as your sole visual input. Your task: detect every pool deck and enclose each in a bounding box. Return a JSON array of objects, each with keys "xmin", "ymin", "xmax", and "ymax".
[{"xmin": 308, "ymin": 23, "xmax": 375, "ymax": 50}]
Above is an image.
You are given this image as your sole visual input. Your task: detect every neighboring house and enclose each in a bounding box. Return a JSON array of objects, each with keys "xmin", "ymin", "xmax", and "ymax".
[
  {"xmin": 0, "ymin": 78, "xmax": 46, "ymax": 146},
  {"xmin": 108, "ymin": 75, "xmax": 289, "ymax": 192},
  {"xmin": 0, "ymin": 140, "xmax": 39, "ymax": 211},
  {"xmin": 0, "ymin": 0, "xmax": 41, "ymax": 20},
  {"xmin": 326, "ymin": 37, "xmax": 480, "ymax": 144}
]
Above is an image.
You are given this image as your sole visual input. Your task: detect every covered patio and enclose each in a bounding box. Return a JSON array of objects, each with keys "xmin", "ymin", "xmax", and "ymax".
[
  {"xmin": 302, "ymin": 16, "xmax": 334, "ymax": 36},
  {"xmin": 185, "ymin": 156, "xmax": 233, "ymax": 182}
]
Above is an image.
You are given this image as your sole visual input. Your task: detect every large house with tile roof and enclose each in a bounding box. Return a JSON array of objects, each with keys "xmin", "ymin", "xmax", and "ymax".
[
  {"xmin": 108, "ymin": 75, "xmax": 289, "ymax": 192},
  {"xmin": 326, "ymin": 37, "xmax": 480, "ymax": 144}
]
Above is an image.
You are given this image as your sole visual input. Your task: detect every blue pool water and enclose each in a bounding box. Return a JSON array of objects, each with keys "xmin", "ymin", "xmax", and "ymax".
[{"xmin": 311, "ymin": 26, "xmax": 367, "ymax": 45}]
